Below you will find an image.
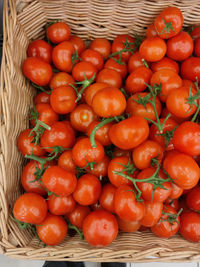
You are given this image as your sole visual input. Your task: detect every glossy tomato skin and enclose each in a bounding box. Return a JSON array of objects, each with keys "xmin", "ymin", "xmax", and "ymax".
[
  {"xmin": 89, "ymin": 38, "xmax": 111, "ymax": 60},
  {"xmin": 191, "ymin": 26, "xmax": 200, "ymax": 40},
  {"xmin": 72, "ymin": 61, "xmax": 97, "ymax": 81},
  {"xmin": 40, "ymin": 121, "xmax": 75, "ymax": 153},
  {"xmin": 83, "ymin": 210, "xmax": 118, "ymax": 247},
  {"xmin": 27, "ymin": 39, "xmax": 52, "ymax": 64},
  {"xmin": 69, "ymin": 35, "xmax": 85, "ymax": 55},
  {"xmin": 34, "ymin": 91, "xmax": 50, "ymax": 105},
  {"xmin": 194, "ymin": 37, "xmax": 200, "ymax": 57},
  {"xmin": 114, "ymin": 185, "xmax": 145, "ymax": 221},
  {"xmin": 47, "ymin": 194, "xmax": 76, "ymax": 215},
  {"xmin": 170, "ymin": 183, "xmax": 183, "ymax": 199},
  {"xmin": 165, "ymin": 198, "xmax": 179, "ymax": 210},
  {"xmin": 140, "ymin": 201, "xmax": 163, "ymax": 227},
  {"xmin": 172, "ymin": 121, "xmax": 200, "ymax": 156},
  {"xmin": 22, "ymin": 57, "xmax": 52, "ymax": 86},
  {"xmin": 104, "ymin": 58, "xmax": 127, "ymax": 79},
  {"xmin": 109, "ymin": 116, "xmax": 149, "ymax": 150},
  {"xmin": 139, "ymin": 37, "xmax": 167, "ymax": 62},
  {"xmin": 186, "ymin": 186, "xmax": 200, "ymax": 211},
  {"xmin": 96, "ymin": 68, "xmax": 122, "ymax": 88},
  {"xmin": 150, "ymin": 57, "xmax": 179, "ymax": 74},
  {"xmin": 117, "ymin": 217, "xmax": 141, "ymax": 232},
  {"xmin": 58, "ymin": 150, "xmax": 77, "ymax": 173},
  {"xmin": 17, "ymin": 129, "xmax": 45, "ymax": 156},
  {"xmin": 180, "ymin": 212, "xmax": 200, "ymax": 242},
  {"xmin": 67, "ymin": 205, "xmax": 91, "ymax": 229},
  {"xmin": 128, "ymin": 52, "xmax": 144, "ymax": 73},
  {"xmin": 81, "ymin": 49, "xmax": 104, "ymax": 71},
  {"xmin": 99, "ymin": 184, "xmax": 116, "ymax": 213},
  {"xmin": 13, "ymin": 193, "xmax": 47, "ymax": 224},
  {"xmin": 47, "ymin": 22, "xmax": 71, "ymax": 44},
  {"xmin": 73, "ymin": 174, "xmax": 101, "ymax": 206},
  {"xmin": 36, "ymin": 213, "xmax": 68, "ymax": 246},
  {"xmin": 92, "ymin": 87, "xmax": 126, "ymax": 118},
  {"xmin": 49, "ymin": 72, "xmax": 75, "ymax": 90},
  {"xmin": 161, "ymin": 107, "xmax": 189, "ymax": 124},
  {"xmin": 42, "ymin": 166, "xmax": 77, "ymax": 196},
  {"xmin": 154, "ymin": 7, "xmax": 183, "ymax": 39},
  {"xmin": 181, "ymin": 57, "xmax": 200, "ymax": 82},
  {"xmin": 167, "ymin": 31, "xmax": 193, "ymax": 61},
  {"xmin": 163, "ymin": 152, "xmax": 200, "ymax": 190},
  {"xmin": 146, "ymin": 23, "xmax": 158, "ymax": 38},
  {"xmin": 85, "ymin": 82, "xmax": 108, "ymax": 106},
  {"xmin": 86, "ymin": 155, "xmax": 110, "ymax": 177}
]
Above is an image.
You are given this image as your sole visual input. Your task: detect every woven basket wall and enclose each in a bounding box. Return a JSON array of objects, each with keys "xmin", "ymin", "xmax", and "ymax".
[{"xmin": 1, "ymin": 0, "xmax": 200, "ymax": 262}]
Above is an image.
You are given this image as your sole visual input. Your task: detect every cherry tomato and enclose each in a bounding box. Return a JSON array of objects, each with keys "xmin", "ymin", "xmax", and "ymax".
[
  {"xmin": 191, "ymin": 25, "xmax": 200, "ymax": 39},
  {"xmin": 92, "ymin": 87, "xmax": 126, "ymax": 118},
  {"xmin": 128, "ymin": 52, "xmax": 144, "ymax": 73},
  {"xmin": 180, "ymin": 211, "xmax": 200, "ymax": 242},
  {"xmin": 73, "ymin": 174, "xmax": 101, "ymax": 206},
  {"xmin": 99, "ymin": 184, "xmax": 116, "ymax": 213},
  {"xmin": 125, "ymin": 66, "xmax": 153, "ymax": 93},
  {"xmin": 114, "ymin": 184, "xmax": 145, "ymax": 221},
  {"xmin": 169, "ymin": 183, "xmax": 183, "ymax": 199},
  {"xmin": 67, "ymin": 205, "xmax": 90, "ymax": 229},
  {"xmin": 140, "ymin": 201, "xmax": 163, "ymax": 227},
  {"xmin": 89, "ymin": 38, "xmax": 111, "ymax": 60},
  {"xmin": 47, "ymin": 194, "xmax": 76, "ymax": 215},
  {"xmin": 81, "ymin": 49, "xmax": 104, "ymax": 71},
  {"xmin": 113, "ymin": 148, "xmax": 132, "ymax": 158},
  {"xmin": 146, "ymin": 23, "xmax": 158, "ymax": 38},
  {"xmin": 82, "ymin": 210, "xmax": 118, "ymax": 247},
  {"xmin": 49, "ymin": 72, "xmax": 75, "ymax": 90},
  {"xmin": 86, "ymin": 155, "xmax": 110, "ymax": 177},
  {"xmin": 186, "ymin": 186, "xmax": 200, "ymax": 211},
  {"xmin": 181, "ymin": 57, "xmax": 200, "ymax": 82},
  {"xmin": 36, "ymin": 213, "xmax": 68, "ymax": 245},
  {"xmin": 22, "ymin": 57, "xmax": 52, "ymax": 86},
  {"xmin": 139, "ymin": 37, "xmax": 167, "ymax": 62},
  {"xmin": 34, "ymin": 91, "xmax": 50, "ymax": 105},
  {"xmin": 13, "ymin": 193, "xmax": 47, "ymax": 224},
  {"xmin": 47, "ymin": 22, "xmax": 71, "ymax": 44},
  {"xmin": 58, "ymin": 150, "xmax": 77, "ymax": 173},
  {"xmin": 161, "ymin": 107, "xmax": 188, "ymax": 124},
  {"xmin": 165, "ymin": 198, "xmax": 179, "ymax": 210},
  {"xmin": 85, "ymin": 82, "xmax": 108, "ymax": 106},
  {"xmin": 117, "ymin": 217, "xmax": 141, "ymax": 232},
  {"xmin": 72, "ymin": 61, "xmax": 97, "ymax": 81},
  {"xmin": 194, "ymin": 37, "xmax": 200, "ymax": 57},
  {"xmin": 150, "ymin": 57, "xmax": 179, "ymax": 74},
  {"xmin": 27, "ymin": 39, "xmax": 52, "ymax": 64},
  {"xmin": 109, "ymin": 116, "xmax": 149, "ymax": 150},
  {"xmin": 17, "ymin": 129, "xmax": 45, "ymax": 156},
  {"xmin": 96, "ymin": 68, "xmax": 122, "ymax": 88},
  {"xmin": 163, "ymin": 152, "xmax": 200, "ymax": 190},
  {"xmin": 104, "ymin": 58, "xmax": 127, "ymax": 79},
  {"xmin": 42, "ymin": 165, "xmax": 77, "ymax": 196},
  {"xmin": 154, "ymin": 7, "xmax": 183, "ymax": 39},
  {"xmin": 69, "ymin": 35, "xmax": 85, "ymax": 55}
]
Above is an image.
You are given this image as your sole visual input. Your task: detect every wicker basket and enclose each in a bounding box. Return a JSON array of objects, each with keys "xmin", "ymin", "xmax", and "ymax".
[{"xmin": 1, "ymin": 0, "xmax": 200, "ymax": 262}]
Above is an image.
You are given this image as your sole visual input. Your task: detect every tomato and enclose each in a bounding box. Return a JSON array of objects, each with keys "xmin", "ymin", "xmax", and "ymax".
[
  {"xmin": 58, "ymin": 150, "xmax": 77, "ymax": 173},
  {"xmin": 49, "ymin": 72, "xmax": 75, "ymax": 90},
  {"xmin": 86, "ymin": 155, "xmax": 110, "ymax": 177},
  {"xmin": 161, "ymin": 107, "xmax": 188, "ymax": 124},
  {"xmin": 128, "ymin": 52, "xmax": 144, "ymax": 73},
  {"xmin": 114, "ymin": 185, "xmax": 145, "ymax": 221},
  {"xmin": 96, "ymin": 68, "xmax": 122, "ymax": 88},
  {"xmin": 139, "ymin": 37, "xmax": 167, "ymax": 62},
  {"xmin": 117, "ymin": 217, "xmax": 141, "ymax": 232},
  {"xmin": 13, "ymin": 193, "xmax": 47, "ymax": 224},
  {"xmin": 125, "ymin": 66, "xmax": 153, "ymax": 94},
  {"xmin": 111, "ymin": 34, "xmax": 135, "ymax": 62},
  {"xmin": 73, "ymin": 174, "xmax": 101, "ymax": 206},
  {"xmin": 40, "ymin": 121, "xmax": 75, "ymax": 153},
  {"xmin": 92, "ymin": 87, "xmax": 126, "ymax": 118},
  {"xmin": 137, "ymin": 168, "xmax": 172, "ymax": 202},
  {"xmin": 83, "ymin": 210, "xmax": 118, "ymax": 247},
  {"xmin": 181, "ymin": 57, "xmax": 200, "ymax": 82},
  {"xmin": 191, "ymin": 26, "xmax": 200, "ymax": 39},
  {"xmin": 109, "ymin": 116, "xmax": 149, "ymax": 150},
  {"xmin": 140, "ymin": 201, "xmax": 163, "ymax": 227},
  {"xmin": 22, "ymin": 57, "xmax": 52, "ymax": 86},
  {"xmin": 151, "ymin": 205, "xmax": 180, "ymax": 238},
  {"xmin": 126, "ymin": 93, "xmax": 161, "ymax": 122},
  {"xmin": 72, "ymin": 138, "xmax": 104, "ymax": 168},
  {"xmin": 67, "ymin": 205, "xmax": 90, "ymax": 229},
  {"xmin": 50, "ymin": 85, "xmax": 76, "ymax": 114},
  {"xmin": 81, "ymin": 49, "xmax": 104, "ymax": 71},
  {"xmin": 172, "ymin": 121, "xmax": 200, "ymax": 156},
  {"xmin": 70, "ymin": 104, "xmax": 98, "ymax": 132},
  {"xmin": 52, "ymin": 41, "xmax": 75, "ymax": 73},
  {"xmin": 104, "ymin": 58, "xmax": 127, "ymax": 79},
  {"xmin": 194, "ymin": 37, "xmax": 200, "ymax": 57},
  {"xmin": 69, "ymin": 35, "xmax": 85, "ymax": 55},
  {"xmin": 99, "ymin": 184, "xmax": 116, "ymax": 213},
  {"xmin": 132, "ymin": 140, "xmax": 163, "ymax": 170},
  {"xmin": 34, "ymin": 91, "xmax": 50, "ymax": 105},
  {"xmin": 150, "ymin": 69, "xmax": 182, "ymax": 102},
  {"xmin": 27, "ymin": 39, "xmax": 52, "ymax": 64},
  {"xmin": 146, "ymin": 23, "xmax": 158, "ymax": 38},
  {"xmin": 180, "ymin": 211, "xmax": 200, "ymax": 242},
  {"xmin": 186, "ymin": 186, "xmax": 200, "ymax": 212},
  {"xmin": 17, "ymin": 129, "xmax": 45, "ymax": 156},
  {"xmin": 42, "ymin": 165, "xmax": 77, "ymax": 196},
  {"xmin": 165, "ymin": 198, "xmax": 179, "ymax": 210},
  {"xmin": 150, "ymin": 57, "xmax": 179, "ymax": 74},
  {"xmin": 163, "ymin": 152, "xmax": 200, "ymax": 190},
  {"xmin": 113, "ymin": 148, "xmax": 132, "ymax": 158},
  {"xmin": 108, "ymin": 156, "xmax": 133, "ymax": 188},
  {"xmin": 154, "ymin": 7, "xmax": 183, "ymax": 39},
  {"xmin": 85, "ymin": 82, "xmax": 108, "ymax": 106},
  {"xmin": 30, "ymin": 103, "xmax": 58, "ymax": 126},
  {"xmin": 36, "ymin": 213, "xmax": 68, "ymax": 245},
  {"xmin": 89, "ymin": 38, "xmax": 111, "ymax": 60},
  {"xmin": 47, "ymin": 194, "xmax": 76, "ymax": 215},
  {"xmin": 47, "ymin": 22, "xmax": 71, "ymax": 44},
  {"xmin": 72, "ymin": 61, "xmax": 97, "ymax": 81},
  {"xmin": 169, "ymin": 183, "xmax": 183, "ymax": 199}
]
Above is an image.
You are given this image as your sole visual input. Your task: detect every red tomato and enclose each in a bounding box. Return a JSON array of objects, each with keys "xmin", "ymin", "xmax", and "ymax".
[
  {"xmin": 89, "ymin": 38, "xmax": 111, "ymax": 60},
  {"xmin": 67, "ymin": 205, "xmax": 91, "ymax": 229},
  {"xmin": 96, "ymin": 68, "xmax": 122, "ymax": 88},
  {"xmin": 34, "ymin": 91, "xmax": 50, "ymax": 105},
  {"xmin": 86, "ymin": 155, "xmax": 110, "ymax": 177},
  {"xmin": 82, "ymin": 210, "xmax": 118, "ymax": 247},
  {"xmin": 186, "ymin": 186, "xmax": 200, "ymax": 211},
  {"xmin": 73, "ymin": 174, "xmax": 101, "ymax": 206},
  {"xmin": 36, "ymin": 213, "xmax": 68, "ymax": 245},
  {"xmin": 58, "ymin": 150, "xmax": 77, "ymax": 173},
  {"xmin": 85, "ymin": 82, "xmax": 108, "ymax": 106},
  {"xmin": 69, "ymin": 35, "xmax": 85, "ymax": 55},
  {"xmin": 117, "ymin": 217, "xmax": 141, "ymax": 232},
  {"xmin": 104, "ymin": 58, "xmax": 127, "ymax": 79},
  {"xmin": 170, "ymin": 183, "xmax": 183, "ymax": 199},
  {"xmin": 146, "ymin": 23, "xmax": 158, "ymax": 38},
  {"xmin": 154, "ymin": 7, "xmax": 183, "ymax": 39},
  {"xmin": 49, "ymin": 72, "xmax": 75, "ymax": 90},
  {"xmin": 47, "ymin": 22, "xmax": 71, "ymax": 44},
  {"xmin": 81, "ymin": 49, "xmax": 104, "ymax": 71},
  {"xmin": 180, "ymin": 212, "xmax": 200, "ymax": 242},
  {"xmin": 13, "ymin": 193, "xmax": 47, "ymax": 224},
  {"xmin": 72, "ymin": 61, "xmax": 97, "ymax": 81},
  {"xmin": 22, "ymin": 57, "xmax": 52, "ymax": 86},
  {"xmin": 113, "ymin": 148, "xmax": 132, "ymax": 158},
  {"xmin": 161, "ymin": 107, "xmax": 188, "ymax": 124},
  {"xmin": 194, "ymin": 37, "xmax": 200, "ymax": 57},
  {"xmin": 140, "ymin": 201, "xmax": 163, "ymax": 227},
  {"xmin": 42, "ymin": 165, "xmax": 77, "ymax": 196},
  {"xmin": 150, "ymin": 57, "xmax": 179, "ymax": 74},
  {"xmin": 128, "ymin": 52, "xmax": 144, "ymax": 73},
  {"xmin": 181, "ymin": 57, "xmax": 200, "ymax": 82},
  {"xmin": 165, "ymin": 198, "xmax": 179, "ymax": 210},
  {"xmin": 139, "ymin": 37, "xmax": 167, "ymax": 62},
  {"xmin": 47, "ymin": 194, "xmax": 76, "ymax": 215},
  {"xmin": 27, "ymin": 39, "xmax": 52, "ymax": 64},
  {"xmin": 191, "ymin": 26, "xmax": 200, "ymax": 39},
  {"xmin": 99, "ymin": 184, "xmax": 116, "ymax": 213}
]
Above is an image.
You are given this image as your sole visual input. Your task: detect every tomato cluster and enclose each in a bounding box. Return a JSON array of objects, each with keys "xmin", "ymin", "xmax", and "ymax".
[{"xmin": 14, "ymin": 7, "xmax": 200, "ymax": 247}]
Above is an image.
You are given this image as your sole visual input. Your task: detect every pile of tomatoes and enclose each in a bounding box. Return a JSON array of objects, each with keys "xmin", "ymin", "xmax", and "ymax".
[{"xmin": 14, "ymin": 6, "xmax": 200, "ymax": 247}]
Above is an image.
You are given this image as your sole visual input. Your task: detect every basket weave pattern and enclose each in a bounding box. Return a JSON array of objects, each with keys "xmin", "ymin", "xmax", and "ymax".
[{"xmin": 1, "ymin": 0, "xmax": 200, "ymax": 262}]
